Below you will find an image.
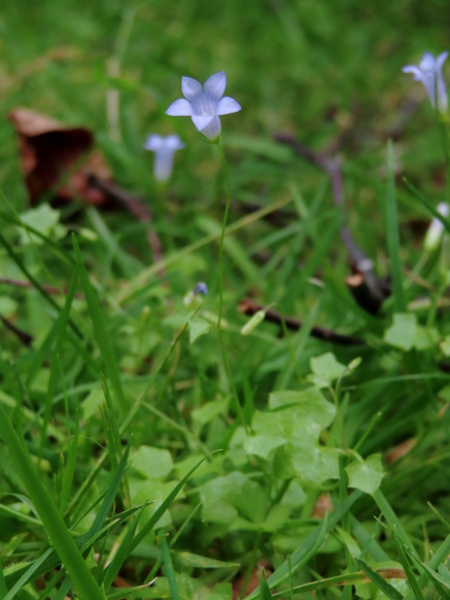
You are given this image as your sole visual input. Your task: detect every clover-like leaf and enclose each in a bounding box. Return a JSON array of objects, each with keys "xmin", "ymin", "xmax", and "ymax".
[
  {"xmin": 384, "ymin": 313, "xmax": 417, "ymax": 351},
  {"xmin": 244, "ymin": 410, "xmax": 286, "ymax": 459},
  {"xmin": 346, "ymin": 453, "xmax": 385, "ymax": 495}
]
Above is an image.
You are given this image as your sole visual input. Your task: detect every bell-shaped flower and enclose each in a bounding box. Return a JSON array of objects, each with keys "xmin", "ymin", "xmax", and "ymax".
[
  {"xmin": 143, "ymin": 134, "xmax": 184, "ymax": 181},
  {"xmin": 402, "ymin": 52, "xmax": 449, "ymax": 114},
  {"xmin": 424, "ymin": 202, "xmax": 449, "ymax": 251},
  {"xmin": 166, "ymin": 71, "xmax": 241, "ymax": 142}
]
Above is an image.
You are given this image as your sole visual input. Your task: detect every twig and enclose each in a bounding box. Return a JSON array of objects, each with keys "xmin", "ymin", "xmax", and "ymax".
[
  {"xmin": 0, "ymin": 316, "xmax": 33, "ymax": 347},
  {"xmin": 229, "ymin": 199, "xmax": 297, "ymax": 227},
  {"xmin": 274, "ymin": 133, "xmax": 388, "ymax": 313},
  {"xmin": 238, "ymin": 298, "xmax": 365, "ymax": 346},
  {"xmin": 0, "ymin": 277, "xmax": 83, "ymax": 299},
  {"xmin": 87, "ymin": 175, "xmax": 164, "ymax": 267}
]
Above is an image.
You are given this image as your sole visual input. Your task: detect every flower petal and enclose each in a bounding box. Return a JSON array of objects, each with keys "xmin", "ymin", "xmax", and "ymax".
[
  {"xmin": 200, "ymin": 116, "xmax": 221, "ymax": 141},
  {"xmin": 436, "ymin": 51, "xmax": 449, "ymax": 70},
  {"xmin": 165, "ymin": 134, "xmax": 185, "ymax": 150},
  {"xmin": 181, "ymin": 77, "xmax": 203, "ymax": 101},
  {"xmin": 154, "ymin": 151, "xmax": 175, "ymax": 182},
  {"xmin": 191, "ymin": 115, "xmax": 215, "ymax": 131},
  {"xmin": 204, "ymin": 72, "xmax": 227, "ymax": 100},
  {"xmin": 402, "ymin": 65, "xmax": 424, "ymax": 81},
  {"xmin": 143, "ymin": 134, "xmax": 164, "ymax": 151},
  {"xmin": 217, "ymin": 96, "xmax": 241, "ymax": 115},
  {"xmin": 419, "ymin": 52, "xmax": 436, "ymax": 71},
  {"xmin": 166, "ymin": 98, "xmax": 193, "ymax": 116}
]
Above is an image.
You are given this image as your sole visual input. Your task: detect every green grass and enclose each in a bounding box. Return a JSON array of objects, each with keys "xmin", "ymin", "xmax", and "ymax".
[{"xmin": 0, "ymin": 1, "xmax": 450, "ymax": 598}]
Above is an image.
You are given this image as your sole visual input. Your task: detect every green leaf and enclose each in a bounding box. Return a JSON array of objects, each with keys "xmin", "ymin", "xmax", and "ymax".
[
  {"xmin": 439, "ymin": 335, "xmax": 450, "ymax": 357},
  {"xmin": 269, "ymin": 388, "xmax": 336, "ymax": 444},
  {"xmin": 413, "ymin": 326, "xmax": 439, "ymax": 351},
  {"xmin": 244, "ymin": 410, "xmax": 286, "ymax": 459},
  {"xmin": 384, "ymin": 313, "xmax": 417, "ymax": 351},
  {"xmin": 129, "ymin": 479, "xmax": 184, "ymax": 529},
  {"xmin": 188, "ymin": 315, "xmax": 211, "ymax": 344},
  {"xmin": 19, "ymin": 205, "xmax": 66, "ymax": 245},
  {"xmin": 274, "ymin": 444, "xmax": 340, "ymax": 484},
  {"xmin": 346, "ymin": 454, "xmax": 385, "ymax": 495},
  {"xmin": 309, "ymin": 352, "xmax": 348, "ymax": 388},
  {"xmin": 200, "ymin": 472, "xmax": 267, "ymax": 525},
  {"xmin": 131, "ymin": 446, "xmax": 174, "ymax": 480}
]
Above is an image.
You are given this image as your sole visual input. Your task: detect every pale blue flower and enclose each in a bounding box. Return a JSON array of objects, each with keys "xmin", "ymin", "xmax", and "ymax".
[
  {"xmin": 402, "ymin": 52, "xmax": 449, "ymax": 113},
  {"xmin": 166, "ymin": 71, "xmax": 241, "ymax": 142},
  {"xmin": 143, "ymin": 134, "xmax": 184, "ymax": 181}
]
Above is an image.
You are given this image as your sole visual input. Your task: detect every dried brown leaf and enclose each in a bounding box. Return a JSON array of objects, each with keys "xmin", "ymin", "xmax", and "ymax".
[{"xmin": 9, "ymin": 107, "xmax": 111, "ymax": 205}]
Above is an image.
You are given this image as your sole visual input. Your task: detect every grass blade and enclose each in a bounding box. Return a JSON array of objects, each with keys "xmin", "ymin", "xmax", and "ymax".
[
  {"xmin": 0, "ymin": 402, "xmax": 107, "ymax": 600},
  {"xmin": 384, "ymin": 139, "xmax": 405, "ymax": 312},
  {"xmin": 72, "ymin": 234, "xmax": 127, "ymax": 415},
  {"xmin": 393, "ymin": 537, "xmax": 425, "ymax": 600},
  {"xmin": 355, "ymin": 558, "xmax": 403, "ymax": 600},
  {"xmin": 129, "ymin": 456, "xmax": 210, "ymax": 553},
  {"xmin": 160, "ymin": 536, "xmax": 179, "ymax": 600}
]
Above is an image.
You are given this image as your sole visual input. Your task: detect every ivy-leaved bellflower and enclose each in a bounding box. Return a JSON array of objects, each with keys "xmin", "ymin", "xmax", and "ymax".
[
  {"xmin": 402, "ymin": 52, "xmax": 449, "ymax": 114},
  {"xmin": 166, "ymin": 71, "xmax": 241, "ymax": 142},
  {"xmin": 143, "ymin": 134, "xmax": 184, "ymax": 181}
]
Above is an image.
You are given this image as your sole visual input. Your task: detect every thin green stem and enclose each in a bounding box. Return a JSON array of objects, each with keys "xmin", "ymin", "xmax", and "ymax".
[
  {"xmin": 216, "ymin": 143, "xmax": 231, "ymax": 329},
  {"xmin": 216, "ymin": 143, "xmax": 249, "ymax": 433}
]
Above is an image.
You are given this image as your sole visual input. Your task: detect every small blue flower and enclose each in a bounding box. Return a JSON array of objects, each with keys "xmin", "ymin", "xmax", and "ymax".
[
  {"xmin": 166, "ymin": 72, "xmax": 241, "ymax": 142},
  {"xmin": 143, "ymin": 134, "xmax": 184, "ymax": 181},
  {"xmin": 402, "ymin": 52, "xmax": 449, "ymax": 114},
  {"xmin": 193, "ymin": 282, "xmax": 208, "ymax": 296}
]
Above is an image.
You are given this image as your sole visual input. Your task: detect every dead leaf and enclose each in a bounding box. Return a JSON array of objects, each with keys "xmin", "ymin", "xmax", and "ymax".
[
  {"xmin": 385, "ymin": 438, "xmax": 416, "ymax": 465},
  {"xmin": 9, "ymin": 107, "xmax": 111, "ymax": 205},
  {"xmin": 312, "ymin": 492, "xmax": 334, "ymax": 518},
  {"xmin": 232, "ymin": 560, "xmax": 273, "ymax": 600}
]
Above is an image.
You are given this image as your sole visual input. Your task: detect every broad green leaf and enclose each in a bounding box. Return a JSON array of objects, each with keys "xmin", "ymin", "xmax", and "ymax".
[
  {"xmin": 440, "ymin": 335, "xmax": 450, "ymax": 357},
  {"xmin": 309, "ymin": 352, "xmax": 348, "ymax": 388},
  {"xmin": 269, "ymin": 388, "xmax": 336, "ymax": 444},
  {"xmin": 19, "ymin": 205, "xmax": 66, "ymax": 245},
  {"xmin": 130, "ymin": 479, "xmax": 185, "ymax": 529},
  {"xmin": 200, "ymin": 472, "xmax": 267, "ymax": 525},
  {"xmin": 280, "ymin": 479, "xmax": 307, "ymax": 508},
  {"xmin": 131, "ymin": 446, "xmax": 174, "ymax": 480},
  {"xmin": 346, "ymin": 454, "xmax": 385, "ymax": 495},
  {"xmin": 384, "ymin": 313, "xmax": 417, "ymax": 351},
  {"xmin": 189, "ymin": 316, "xmax": 211, "ymax": 344},
  {"xmin": 244, "ymin": 410, "xmax": 286, "ymax": 459},
  {"xmin": 414, "ymin": 326, "xmax": 439, "ymax": 351},
  {"xmin": 273, "ymin": 444, "xmax": 340, "ymax": 483}
]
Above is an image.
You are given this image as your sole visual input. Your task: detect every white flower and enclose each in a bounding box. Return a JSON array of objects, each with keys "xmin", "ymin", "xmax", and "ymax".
[
  {"xmin": 424, "ymin": 202, "xmax": 449, "ymax": 251},
  {"xmin": 166, "ymin": 71, "xmax": 241, "ymax": 142},
  {"xmin": 402, "ymin": 52, "xmax": 449, "ymax": 113},
  {"xmin": 143, "ymin": 134, "xmax": 184, "ymax": 181}
]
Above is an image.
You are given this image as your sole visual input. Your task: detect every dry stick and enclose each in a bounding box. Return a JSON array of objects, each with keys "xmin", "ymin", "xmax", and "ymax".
[
  {"xmin": 238, "ymin": 298, "xmax": 365, "ymax": 347},
  {"xmin": 0, "ymin": 277, "xmax": 83, "ymax": 299},
  {"xmin": 0, "ymin": 315, "xmax": 33, "ymax": 347},
  {"xmin": 274, "ymin": 133, "xmax": 388, "ymax": 314},
  {"xmin": 87, "ymin": 174, "xmax": 164, "ymax": 269}
]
